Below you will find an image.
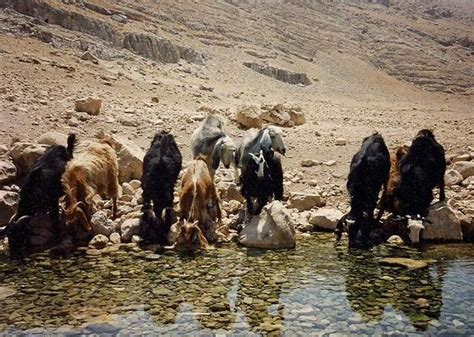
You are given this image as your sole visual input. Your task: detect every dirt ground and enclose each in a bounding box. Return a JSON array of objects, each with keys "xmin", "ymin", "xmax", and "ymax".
[{"xmin": 0, "ymin": 0, "xmax": 472, "ymax": 210}]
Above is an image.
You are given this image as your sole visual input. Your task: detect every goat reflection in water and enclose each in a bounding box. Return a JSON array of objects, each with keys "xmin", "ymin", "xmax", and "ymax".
[{"xmin": 340, "ymin": 249, "xmax": 444, "ymax": 331}]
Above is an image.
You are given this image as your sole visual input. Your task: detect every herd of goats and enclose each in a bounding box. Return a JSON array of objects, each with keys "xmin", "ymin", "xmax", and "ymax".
[{"xmin": 0, "ymin": 113, "xmax": 446, "ymax": 259}]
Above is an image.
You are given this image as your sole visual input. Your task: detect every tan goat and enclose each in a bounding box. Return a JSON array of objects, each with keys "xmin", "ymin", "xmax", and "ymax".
[
  {"xmin": 179, "ymin": 156, "xmax": 221, "ymax": 238},
  {"xmin": 62, "ymin": 138, "xmax": 120, "ymax": 232}
]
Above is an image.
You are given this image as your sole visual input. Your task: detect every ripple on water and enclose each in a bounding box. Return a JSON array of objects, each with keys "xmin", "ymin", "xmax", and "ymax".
[{"xmin": 0, "ymin": 235, "xmax": 473, "ymax": 335}]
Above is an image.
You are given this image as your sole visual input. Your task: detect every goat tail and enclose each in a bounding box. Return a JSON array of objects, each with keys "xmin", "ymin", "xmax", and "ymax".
[{"xmin": 67, "ymin": 133, "xmax": 77, "ymax": 159}]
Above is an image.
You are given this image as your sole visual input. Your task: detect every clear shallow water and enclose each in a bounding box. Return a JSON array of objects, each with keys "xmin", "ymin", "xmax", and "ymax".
[{"xmin": 0, "ymin": 234, "xmax": 473, "ymax": 336}]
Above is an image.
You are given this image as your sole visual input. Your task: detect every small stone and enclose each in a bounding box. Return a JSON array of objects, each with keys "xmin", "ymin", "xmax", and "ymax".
[
  {"xmin": 452, "ymin": 154, "xmax": 471, "ymax": 163},
  {"xmin": 288, "ymin": 192, "xmax": 325, "ymax": 211},
  {"xmin": 301, "ymin": 159, "xmax": 319, "ymax": 167},
  {"xmin": 335, "ymin": 138, "xmax": 347, "ymax": 146},
  {"xmin": 122, "ymin": 182, "xmax": 135, "ymax": 196},
  {"xmin": 111, "ymin": 14, "xmax": 128, "ymax": 23},
  {"xmin": 387, "ymin": 235, "xmax": 404, "ymax": 245},
  {"xmin": 81, "ymin": 51, "xmax": 99, "ymax": 64},
  {"xmin": 89, "ymin": 234, "xmax": 109, "ymax": 249},
  {"xmin": 445, "ymin": 169, "xmax": 464, "ymax": 187},
  {"xmin": 131, "ymin": 235, "xmax": 143, "ymax": 243},
  {"xmin": 151, "ymin": 96, "xmax": 160, "ymax": 103},
  {"xmin": 0, "ymin": 160, "xmax": 16, "ymax": 185},
  {"xmin": 75, "ymin": 97, "xmax": 102, "ymax": 115},
  {"xmin": 109, "ymin": 232, "xmax": 121, "ymax": 244},
  {"xmin": 129, "ymin": 180, "xmax": 141, "ymax": 189},
  {"xmin": 145, "ymin": 253, "xmax": 161, "ymax": 261},
  {"xmin": 453, "ymin": 161, "xmax": 474, "ymax": 179},
  {"xmin": 309, "ymin": 208, "xmax": 343, "ymax": 230},
  {"xmin": 324, "ymin": 160, "xmax": 336, "ymax": 166},
  {"xmin": 0, "ymin": 191, "xmax": 19, "ymax": 226}
]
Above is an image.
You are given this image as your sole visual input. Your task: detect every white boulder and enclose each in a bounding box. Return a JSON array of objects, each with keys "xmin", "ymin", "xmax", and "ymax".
[
  {"xmin": 309, "ymin": 208, "xmax": 344, "ymax": 231},
  {"xmin": 423, "ymin": 202, "xmax": 463, "ymax": 241},
  {"xmin": 238, "ymin": 201, "xmax": 296, "ymax": 249}
]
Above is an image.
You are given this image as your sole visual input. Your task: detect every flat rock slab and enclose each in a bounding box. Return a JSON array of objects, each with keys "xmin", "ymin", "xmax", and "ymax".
[{"xmin": 379, "ymin": 257, "xmax": 430, "ymax": 270}]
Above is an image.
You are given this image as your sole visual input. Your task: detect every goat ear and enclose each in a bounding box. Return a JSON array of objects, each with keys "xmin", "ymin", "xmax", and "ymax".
[{"xmin": 211, "ymin": 138, "xmax": 223, "ymax": 170}]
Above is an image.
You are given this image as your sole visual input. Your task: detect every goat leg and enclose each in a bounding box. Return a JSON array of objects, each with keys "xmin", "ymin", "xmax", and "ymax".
[
  {"xmin": 376, "ymin": 183, "xmax": 388, "ymax": 221},
  {"xmin": 439, "ymin": 180, "xmax": 446, "ymax": 202},
  {"xmin": 112, "ymin": 197, "xmax": 118, "ymax": 219}
]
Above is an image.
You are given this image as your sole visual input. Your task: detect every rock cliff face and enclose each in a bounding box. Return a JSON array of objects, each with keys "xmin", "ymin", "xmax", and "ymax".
[{"xmin": 0, "ymin": 0, "xmax": 205, "ymax": 64}]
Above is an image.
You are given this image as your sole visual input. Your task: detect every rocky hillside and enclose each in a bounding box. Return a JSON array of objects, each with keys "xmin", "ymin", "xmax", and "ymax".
[
  {"xmin": 1, "ymin": 0, "xmax": 472, "ymax": 95},
  {"xmin": 0, "ymin": 0, "xmax": 472, "ymax": 218}
]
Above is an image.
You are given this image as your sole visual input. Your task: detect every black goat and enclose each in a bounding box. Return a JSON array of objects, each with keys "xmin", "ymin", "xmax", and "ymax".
[
  {"xmin": 335, "ymin": 133, "xmax": 390, "ymax": 247},
  {"xmin": 240, "ymin": 148, "xmax": 284, "ymax": 216},
  {"xmin": 139, "ymin": 131, "xmax": 182, "ymax": 244},
  {"xmin": 396, "ymin": 129, "xmax": 446, "ymax": 218},
  {"xmin": 3, "ymin": 134, "xmax": 76, "ymax": 259}
]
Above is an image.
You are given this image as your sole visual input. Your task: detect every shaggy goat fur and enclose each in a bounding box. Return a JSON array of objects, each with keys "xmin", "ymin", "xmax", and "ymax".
[
  {"xmin": 139, "ymin": 131, "xmax": 182, "ymax": 244},
  {"xmin": 240, "ymin": 148, "xmax": 284, "ymax": 216},
  {"xmin": 190, "ymin": 113, "xmax": 237, "ymax": 179},
  {"xmin": 62, "ymin": 138, "xmax": 119, "ymax": 235},
  {"xmin": 235, "ymin": 125, "xmax": 286, "ymax": 178},
  {"xmin": 179, "ymin": 156, "xmax": 221, "ymax": 237},
  {"xmin": 396, "ymin": 129, "xmax": 446, "ymax": 218},
  {"xmin": 335, "ymin": 133, "xmax": 390, "ymax": 247},
  {"xmin": 376, "ymin": 145, "xmax": 409, "ymax": 220},
  {"xmin": 4, "ymin": 134, "xmax": 76, "ymax": 259}
]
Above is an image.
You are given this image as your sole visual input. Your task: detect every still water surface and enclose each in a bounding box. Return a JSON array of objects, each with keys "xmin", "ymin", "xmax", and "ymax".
[{"xmin": 0, "ymin": 234, "xmax": 473, "ymax": 336}]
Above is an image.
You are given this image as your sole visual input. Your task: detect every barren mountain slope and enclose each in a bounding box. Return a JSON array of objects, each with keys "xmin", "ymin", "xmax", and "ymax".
[{"xmin": 0, "ymin": 0, "xmax": 472, "ymax": 210}]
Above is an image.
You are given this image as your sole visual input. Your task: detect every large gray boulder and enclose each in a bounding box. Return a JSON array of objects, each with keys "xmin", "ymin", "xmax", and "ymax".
[
  {"xmin": 110, "ymin": 136, "xmax": 145, "ymax": 183},
  {"xmin": 309, "ymin": 208, "xmax": 344, "ymax": 231},
  {"xmin": 0, "ymin": 191, "xmax": 18, "ymax": 225},
  {"xmin": 423, "ymin": 202, "xmax": 463, "ymax": 241},
  {"xmin": 9, "ymin": 142, "xmax": 48, "ymax": 175},
  {"xmin": 238, "ymin": 201, "xmax": 296, "ymax": 249},
  {"xmin": 37, "ymin": 132, "xmax": 69, "ymax": 146},
  {"xmin": 234, "ymin": 106, "xmax": 263, "ymax": 129}
]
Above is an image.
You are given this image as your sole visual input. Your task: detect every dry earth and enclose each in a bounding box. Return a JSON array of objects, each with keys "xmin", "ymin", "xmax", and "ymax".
[{"xmin": 0, "ymin": 0, "xmax": 473, "ymax": 212}]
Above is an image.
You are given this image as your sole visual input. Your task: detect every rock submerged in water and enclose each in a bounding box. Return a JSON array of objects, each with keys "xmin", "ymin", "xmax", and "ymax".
[
  {"xmin": 379, "ymin": 257, "xmax": 429, "ymax": 269},
  {"xmin": 238, "ymin": 201, "xmax": 296, "ymax": 249}
]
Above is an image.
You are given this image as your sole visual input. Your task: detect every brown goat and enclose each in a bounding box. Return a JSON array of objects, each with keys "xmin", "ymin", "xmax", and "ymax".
[
  {"xmin": 179, "ymin": 156, "xmax": 221, "ymax": 237},
  {"xmin": 62, "ymin": 138, "xmax": 120, "ymax": 232},
  {"xmin": 377, "ymin": 145, "xmax": 409, "ymax": 220},
  {"xmin": 174, "ymin": 221, "xmax": 209, "ymax": 250}
]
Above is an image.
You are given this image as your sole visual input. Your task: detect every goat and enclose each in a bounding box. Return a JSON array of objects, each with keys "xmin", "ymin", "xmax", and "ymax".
[
  {"xmin": 174, "ymin": 220, "xmax": 209, "ymax": 250},
  {"xmin": 62, "ymin": 138, "xmax": 120, "ymax": 236},
  {"xmin": 3, "ymin": 134, "xmax": 76, "ymax": 259},
  {"xmin": 139, "ymin": 131, "xmax": 182, "ymax": 244},
  {"xmin": 376, "ymin": 145, "xmax": 409, "ymax": 221},
  {"xmin": 240, "ymin": 148, "xmax": 284, "ymax": 216},
  {"xmin": 190, "ymin": 113, "xmax": 237, "ymax": 179},
  {"xmin": 396, "ymin": 129, "xmax": 446, "ymax": 218},
  {"xmin": 179, "ymin": 156, "xmax": 221, "ymax": 238},
  {"xmin": 235, "ymin": 125, "xmax": 286, "ymax": 180},
  {"xmin": 335, "ymin": 133, "xmax": 390, "ymax": 247}
]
